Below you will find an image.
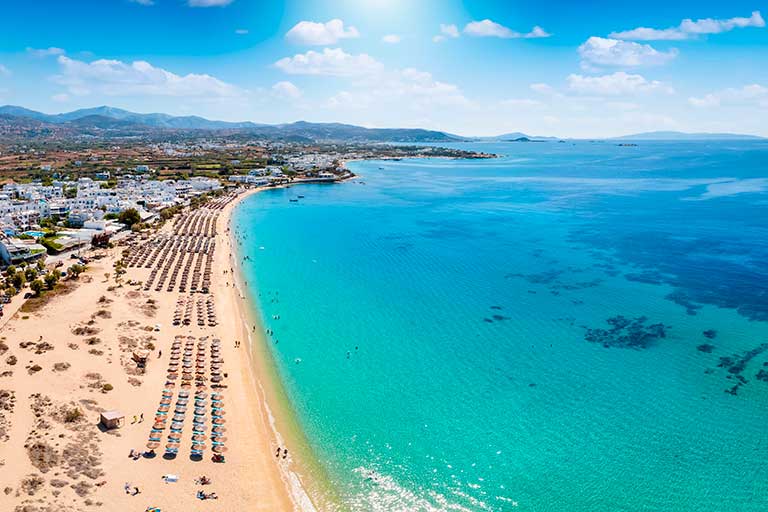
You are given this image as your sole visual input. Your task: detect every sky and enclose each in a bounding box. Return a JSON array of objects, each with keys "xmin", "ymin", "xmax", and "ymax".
[{"xmin": 0, "ymin": 0, "xmax": 767, "ymax": 137}]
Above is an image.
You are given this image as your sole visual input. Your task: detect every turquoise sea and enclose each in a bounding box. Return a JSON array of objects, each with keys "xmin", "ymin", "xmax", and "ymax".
[{"xmin": 232, "ymin": 141, "xmax": 768, "ymax": 512}]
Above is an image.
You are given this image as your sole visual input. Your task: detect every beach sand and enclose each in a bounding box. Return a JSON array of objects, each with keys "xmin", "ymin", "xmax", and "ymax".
[{"xmin": 0, "ymin": 190, "xmax": 304, "ymax": 511}]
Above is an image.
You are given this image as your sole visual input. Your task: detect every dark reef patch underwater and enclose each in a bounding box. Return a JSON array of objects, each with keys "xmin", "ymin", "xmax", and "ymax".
[
  {"xmin": 714, "ymin": 343, "xmax": 768, "ymax": 395},
  {"xmin": 235, "ymin": 141, "xmax": 768, "ymax": 512},
  {"xmin": 583, "ymin": 315, "xmax": 669, "ymax": 349}
]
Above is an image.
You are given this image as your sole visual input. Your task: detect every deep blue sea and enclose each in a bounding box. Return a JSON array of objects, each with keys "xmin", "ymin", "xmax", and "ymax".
[{"xmin": 233, "ymin": 141, "xmax": 768, "ymax": 512}]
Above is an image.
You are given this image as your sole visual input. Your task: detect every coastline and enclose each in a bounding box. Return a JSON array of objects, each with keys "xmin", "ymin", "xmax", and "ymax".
[{"xmin": 221, "ymin": 185, "xmax": 340, "ymax": 511}]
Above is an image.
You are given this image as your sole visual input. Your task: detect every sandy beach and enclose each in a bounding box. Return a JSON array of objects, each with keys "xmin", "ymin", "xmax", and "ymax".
[{"xmin": 0, "ymin": 189, "xmax": 306, "ymax": 511}]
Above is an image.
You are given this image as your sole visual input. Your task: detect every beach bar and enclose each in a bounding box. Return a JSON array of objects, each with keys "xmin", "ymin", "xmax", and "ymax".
[{"xmin": 100, "ymin": 410, "xmax": 125, "ymax": 430}]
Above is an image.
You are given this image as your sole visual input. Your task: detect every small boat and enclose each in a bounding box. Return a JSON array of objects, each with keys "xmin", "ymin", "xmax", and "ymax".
[
  {"xmin": 289, "ymin": 199, "xmax": 299, "ymax": 203},
  {"xmin": 297, "ymin": 195, "xmax": 305, "ymax": 199}
]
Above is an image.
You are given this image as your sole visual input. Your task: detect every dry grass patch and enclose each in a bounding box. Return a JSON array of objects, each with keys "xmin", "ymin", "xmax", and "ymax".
[{"xmin": 19, "ymin": 280, "xmax": 78, "ymax": 314}]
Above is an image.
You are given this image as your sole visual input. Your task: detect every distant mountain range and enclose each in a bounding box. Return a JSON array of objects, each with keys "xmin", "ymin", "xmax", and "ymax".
[
  {"xmin": 0, "ymin": 105, "xmax": 266, "ymax": 130},
  {"xmin": 0, "ymin": 105, "xmax": 764, "ymax": 143},
  {"xmin": 474, "ymin": 132, "xmax": 559, "ymax": 142},
  {"xmin": 611, "ymin": 131, "xmax": 765, "ymax": 141},
  {"xmin": 0, "ymin": 105, "xmax": 461, "ymax": 143}
]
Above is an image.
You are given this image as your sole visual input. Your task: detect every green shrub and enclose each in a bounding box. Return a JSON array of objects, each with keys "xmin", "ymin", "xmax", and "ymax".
[{"xmin": 64, "ymin": 408, "xmax": 83, "ymax": 423}]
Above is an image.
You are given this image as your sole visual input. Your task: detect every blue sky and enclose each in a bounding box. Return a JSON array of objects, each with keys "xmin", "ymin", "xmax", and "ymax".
[{"xmin": 0, "ymin": 0, "xmax": 767, "ymax": 137}]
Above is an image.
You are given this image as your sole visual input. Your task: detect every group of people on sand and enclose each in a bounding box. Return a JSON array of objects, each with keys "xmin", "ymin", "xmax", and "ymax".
[
  {"xmin": 124, "ymin": 482, "xmax": 141, "ymax": 496},
  {"xmin": 275, "ymin": 446, "xmax": 289, "ymax": 460},
  {"xmin": 197, "ymin": 490, "xmax": 219, "ymax": 500},
  {"xmin": 129, "ymin": 447, "xmax": 155, "ymax": 460},
  {"xmin": 193, "ymin": 475, "xmax": 218, "ymax": 499},
  {"xmin": 130, "ymin": 413, "xmax": 145, "ymax": 424}
]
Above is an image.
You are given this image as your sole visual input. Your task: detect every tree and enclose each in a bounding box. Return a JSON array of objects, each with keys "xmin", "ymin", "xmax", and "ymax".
[
  {"xmin": 118, "ymin": 208, "xmax": 141, "ymax": 226},
  {"xmin": 91, "ymin": 232, "xmax": 111, "ymax": 248},
  {"xmin": 5, "ymin": 265, "xmax": 16, "ymax": 277},
  {"xmin": 25, "ymin": 267, "xmax": 38, "ymax": 281},
  {"xmin": 36, "ymin": 259, "xmax": 46, "ymax": 272},
  {"xmin": 68, "ymin": 264, "xmax": 85, "ymax": 279},
  {"xmin": 5, "ymin": 286, "xmax": 17, "ymax": 296},
  {"xmin": 113, "ymin": 261, "xmax": 126, "ymax": 287},
  {"xmin": 10, "ymin": 271, "xmax": 25, "ymax": 290},
  {"xmin": 30, "ymin": 279, "xmax": 44, "ymax": 296},
  {"xmin": 39, "ymin": 217, "xmax": 57, "ymax": 229},
  {"xmin": 44, "ymin": 272, "xmax": 59, "ymax": 290}
]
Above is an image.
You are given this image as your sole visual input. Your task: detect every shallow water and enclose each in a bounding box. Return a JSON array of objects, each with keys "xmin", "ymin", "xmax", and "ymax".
[{"xmin": 233, "ymin": 141, "xmax": 768, "ymax": 511}]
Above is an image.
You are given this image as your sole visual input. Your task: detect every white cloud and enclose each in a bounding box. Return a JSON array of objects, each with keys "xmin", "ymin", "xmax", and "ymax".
[
  {"xmin": 525, "ymin": 26, "xmax": 551, "ymax": 38},
  {"xmin": 27, "ymin": 47, "xmax": 66, "ymax": 57},
  {"xmin": 610, "ymin": 11, "xmax": 765, "ymax": 40},
  {"xmin": 688, "ymin": 94, "xmax": 721, "ymax": 108},
  {"xmin": 464, "ymin": 19, "xmax": 550, "ymax": 39},
  {"xmin": 578, "ymin": 37, "xmax": 678, "ymax": 68},
  {"xmin": 689, "ymin": 84, "xmax": 768, "ymax": 108},
  {"xmin": 130, "ymin": 0, "xmax": 154, "ymax": 5},
  {"xmin": 274, "ymin": 48, "xmax": 382, "ymax": 77},
  {"xmin": 272, "ymin": 81, "xmax": 302, "ymax": 100},
  {"xmin": 326, "ymin": 67, "xmax": 470, "ymax": 112},
  {"xmin": 500, "ymin": 98, "xmax": 542, "ymax": 107},
  {"xmin": 567, "ymin": 72, "xmax": 674, "ymax": 96},
  {"xmin": 51, "ymin": 93, "xmax": 70, "ymax": 102},
  {"xmin": 465, "ymin": 19, "xmax": 516, "ymax": 38},
  {"xmin": 188, "ymin": 0, "xmax": 233, "ymax": 6},
  {"xmin": 433, "ymin": 24, "xmax": 460, "ymax": 42},
  {"xmin": 235, "ymin": 29, "xmax": 249, "ymax": 35},
  {"xmin": 382, "ymin": 34, "xmax": 401, "ymax": 44},
  {"xmin": 0, "ymin": 64, "xmax": 10, "ymax": 77},
  {"xmin": 530, "ymin": 83, "xmax": 556, "ymax": 95},
  {"xmin": 285, "ymin": 19, "xmax": 359, "ymax": 45},
  {"xmin": 53, "ymin": 56, "xmax": 242, "ymax": 98}
]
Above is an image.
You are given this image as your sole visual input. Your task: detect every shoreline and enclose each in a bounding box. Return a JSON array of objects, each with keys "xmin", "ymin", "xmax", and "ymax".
[{"xmin": 222, "ymin": 185, "xmax": 340, "ymax": 511}]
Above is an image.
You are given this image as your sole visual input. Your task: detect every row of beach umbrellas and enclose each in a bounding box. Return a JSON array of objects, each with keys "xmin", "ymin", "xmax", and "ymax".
[{"xmin": 147, "ymin": 336, "xmax": 228, "ymax": 459}]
